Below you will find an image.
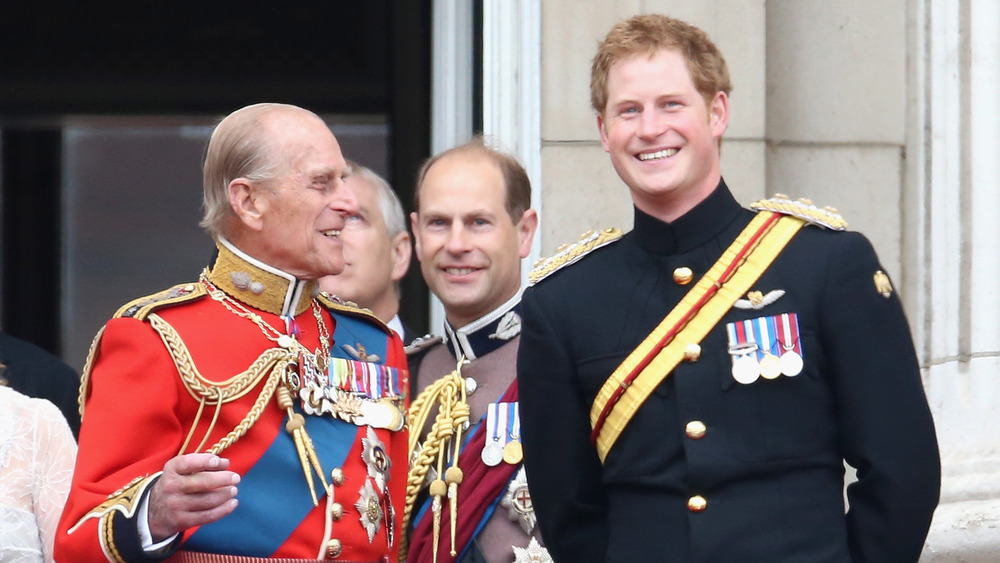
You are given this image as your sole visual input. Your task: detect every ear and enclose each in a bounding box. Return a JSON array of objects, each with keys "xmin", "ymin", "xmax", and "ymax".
[
  {"xmin": 389, "ymin": 231, "xmax": 412, "ymax": 282},
  {"xmin": 597, "ymin": 112, "xmax": 611, "ymax": 153},
  {"xmin": 228, "ymin": 179, "xmax": 267, "ymax": 231},
  {"xmin": 516, "ymin": 209, "xmax": 539, "ymax": 259},
  {"xmin": 409, "ymin": 212, "xmax": 422, "ymax": 260},
  {"xmin": 709, "ymin": 91, "xmax": 729, "ymax": 138}
]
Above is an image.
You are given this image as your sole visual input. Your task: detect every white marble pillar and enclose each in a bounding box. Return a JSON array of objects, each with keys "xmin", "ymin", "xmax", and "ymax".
[{"xmin": 909, "ymin": 0, "xmax": 1000, "ymax": 560}]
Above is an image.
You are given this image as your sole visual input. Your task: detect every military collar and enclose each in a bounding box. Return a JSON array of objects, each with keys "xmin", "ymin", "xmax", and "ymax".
[
  {"xmin": 633, "ymin": 179, "xmax": 743, "ymax": 256},
  {"xmin": 442, "ymin": 292, "xmax": 523, "ymax": 361},
  {"xmin": 204, "ymin": 237, "xmax": 318, "ymax": 317}
]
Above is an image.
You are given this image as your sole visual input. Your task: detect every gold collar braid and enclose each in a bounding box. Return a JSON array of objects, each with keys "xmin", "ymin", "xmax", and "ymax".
[{"xmin": 205, "ymin": 239, "xmax": 318, "ymax": 317}]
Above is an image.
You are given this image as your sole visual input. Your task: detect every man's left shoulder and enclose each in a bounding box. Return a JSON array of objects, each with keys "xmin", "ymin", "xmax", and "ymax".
[
  {"xmin": 528, "ymin": 227, "xmax": 625, "ymax": 286},
  {"xmin": 750, "ymin": 194, "xmax": 848, "ymax": 231}
]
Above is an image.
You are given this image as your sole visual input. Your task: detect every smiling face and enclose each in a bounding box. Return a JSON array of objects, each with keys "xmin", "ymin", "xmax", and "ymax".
[
  {"xmin": 318, "ymin": 172, "xmax": 411, "ymax": 320},
  {"xmin": 598, "ymin": 47, "xmax": 728, "ymax": 223},
  {"xmin": 411, "ymin": 151, "xmax": 536, "ymax": 329},
  {"xmin": 233, "ymin": 110, "xmax": 358, "ymax": 279}
]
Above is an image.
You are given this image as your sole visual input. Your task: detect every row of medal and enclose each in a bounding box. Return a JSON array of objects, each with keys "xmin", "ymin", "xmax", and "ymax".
[
  {"xmin": 726, "ymin": 313, "xmax": 804, "ymax": 385},
  {"xmin": 291, "ymin": 351, "xmax": 405, "ymax": 430},
  {"xmin": 481, "ymin": 401, "xmax": 523, "ymax": 466}
]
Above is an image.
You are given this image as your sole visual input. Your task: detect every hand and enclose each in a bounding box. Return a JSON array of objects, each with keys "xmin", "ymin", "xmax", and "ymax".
[{"xmin": 148, "ymin": 453, "xmax": 240, "ymax": 541}]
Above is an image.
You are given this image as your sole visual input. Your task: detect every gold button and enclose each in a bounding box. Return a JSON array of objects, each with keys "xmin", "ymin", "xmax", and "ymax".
[
  {"xmin": 685, "ymin": 421, "xmax": 707, "ymax": 439},
  {"xmin": 688, "ymin": 495, "xmax": 707, "ymax": 512},
  {"xmin": 330, "ymin": 502, "xmax": 343, "ymax": 520},
  {"xmin": 673, "ymin": 267, "xmax": 694, "ymax": 285},
  {"xmin": 330, "ymin": 467, "xmax": 345, "ymax": 486},
  {"xmin": 683, "ymin": 343, "xmax": 701, "ymax": 361},
  {"xmin": 326, "ymin": 538, "xmax": 342, "ymax": 558}
]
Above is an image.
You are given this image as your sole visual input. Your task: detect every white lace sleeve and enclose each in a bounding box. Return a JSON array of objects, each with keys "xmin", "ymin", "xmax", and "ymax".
[
  {"xmin": 0, "ymin": 387, "xmax": 77, "ymax": 563},
  {"xmin": 32, "ymin": 398, "xmax": 77, "ymax": 563}
]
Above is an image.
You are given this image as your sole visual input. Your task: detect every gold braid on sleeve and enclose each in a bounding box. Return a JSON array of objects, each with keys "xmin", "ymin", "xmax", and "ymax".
[{"xmin": 398, "ymin": 358, "xmax": 471, "ymax": 563}]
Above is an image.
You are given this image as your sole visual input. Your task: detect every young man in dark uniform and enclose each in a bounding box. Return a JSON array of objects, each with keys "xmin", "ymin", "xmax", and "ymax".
[{"xmin": 517, "ymin": 14, "xmax": 940, "ymax": 563}]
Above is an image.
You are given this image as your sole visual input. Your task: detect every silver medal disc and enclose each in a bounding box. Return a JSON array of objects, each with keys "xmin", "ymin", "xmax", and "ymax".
[
  {"xmin": 482, "ymin": 441, "xmax": 504, "ymax": 466},
  {"xmin": 732, "ymin": 355, "xmax": 760, "ymax": 385},
  {"xmin": 780, "ymin": 351, "xmax": 803, "ymax": 377}
]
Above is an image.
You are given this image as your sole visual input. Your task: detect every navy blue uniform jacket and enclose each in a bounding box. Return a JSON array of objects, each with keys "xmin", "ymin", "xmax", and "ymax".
[{"xmin": 517, "ymin": 182, "xmax": 940, "ymax": 562}]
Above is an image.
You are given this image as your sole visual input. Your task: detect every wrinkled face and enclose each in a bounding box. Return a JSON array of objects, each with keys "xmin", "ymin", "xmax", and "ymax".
[
  {"xmin": 598, "ymin": 48, "xmax": 728, "ymax": 223},
  {"xmin": 252, "ymin": 113, "xmax": 357, "ymax": 279},
  {"xmin": 412, "ymin": 153, "xmax": 535, "ymax": 329},
  {"xmin": 318, "ymin": 174, "xmax": 402, "ymax": 307}
]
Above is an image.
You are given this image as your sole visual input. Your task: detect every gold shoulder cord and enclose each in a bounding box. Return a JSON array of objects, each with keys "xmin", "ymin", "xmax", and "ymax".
[
  {"xmin": 148, "ymin": 313, "xmax": 285, "ymax": 455},
  {"xmin": 148, "ymin": 313, "xmax": 330, "ymax": 506},
  {"xmin": 78, "ymin": 326, "xmax": 106, "ymax": 420},
  {"xmin": 399, "ymin": 359, "xmax": 471, "ymax": 563}
]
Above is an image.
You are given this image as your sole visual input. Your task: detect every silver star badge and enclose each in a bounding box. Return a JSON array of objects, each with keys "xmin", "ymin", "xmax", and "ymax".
[
  {"xmin": 355, "ymin": 479, "xmax": 383, "ymax": 543},
  {"xmin": 501, "ymin": 466, "xmax": 537, "ymax": 535},
  {"xmin": 362, "ymin": 426, "xmax": 392, "ymax": 492},
  {"xmin": 513, "ymin": 537, "xmax": 552, "ymax": 563}
]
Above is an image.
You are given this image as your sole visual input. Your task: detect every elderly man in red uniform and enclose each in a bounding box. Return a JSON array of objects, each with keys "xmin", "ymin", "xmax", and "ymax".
[{"xmin": 56, "ymin": 103, "xmax": 409, "ymax": 562}]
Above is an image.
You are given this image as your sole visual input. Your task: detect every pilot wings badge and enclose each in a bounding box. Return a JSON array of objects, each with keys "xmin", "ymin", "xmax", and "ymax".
[{"xmin": 734, "ymin": 289, "xmax": 785, "ymax": 310}]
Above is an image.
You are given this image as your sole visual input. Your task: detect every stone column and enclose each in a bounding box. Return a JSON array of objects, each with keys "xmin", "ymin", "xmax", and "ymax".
[{"xmin": 909, "ymin": 1, "xmax": 1000, "ymax": 560}]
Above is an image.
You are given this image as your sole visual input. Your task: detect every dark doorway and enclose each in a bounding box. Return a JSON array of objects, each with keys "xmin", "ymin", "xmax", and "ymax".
[{"xmin": 0, "ymin": 2, "xmax": 432, "ymax": 366}]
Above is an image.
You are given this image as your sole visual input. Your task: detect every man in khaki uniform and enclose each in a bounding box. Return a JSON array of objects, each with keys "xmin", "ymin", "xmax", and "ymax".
[{"xmin": 403, "ymin": 139, "xmax": 548, "ymax": 563}]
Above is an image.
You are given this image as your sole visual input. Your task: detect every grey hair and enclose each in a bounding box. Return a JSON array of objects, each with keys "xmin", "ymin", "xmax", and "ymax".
[
  {"xmin": 346, "ymin": 161, "xmax": 406, "ymax": 239},
  {"xmin": 199, "ymin": 103, "xmax": 313, "ymax": 238}
]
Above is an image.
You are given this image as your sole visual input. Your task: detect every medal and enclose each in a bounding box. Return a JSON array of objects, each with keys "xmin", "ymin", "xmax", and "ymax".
[
  {"xmin": 362, "ymin": 426, "xmax": 392, "ymax": 492},
  {"xmin": 482, "ymin": 441, "xmax": 504, "ymax": 466},
  {"xmin": 732, "ymin": 354, "xmax": 759, "ymax": 384},
  {"xmin": 355, "ymin": 479, "xmax": 383, "ymax": 543},
  {"xmin": 482, "ymin": 402, "xmax": 506, "ymax": 466},
  {"xmin": 358, "ymin": 398, "xmax": 405, "ymax": 431},
  {"xmin": 777, "ymin": 312, "xmax": 804, "ymax": 376},
  {"xmin": 728, "ymin": 319, "xmax": 760, "ymax": 384},
  {"xmin": 756, "ymin": 316, "xmax": 781, "ymax": 379},
  {"xmin": 513, "ymin": 538, "xmax": 553, "ymax": 563},
  {"xmin": 759, "ymin": 354, "xmax": 782, "ymax": 379},
  {"xmin": 780, "ymin": 351, "xmax": 803, "ymax": 377},
  {"xmin": 502, "ymin": 402, "xmax": 522, "ymax": 465},
  {"xmin": 501, "ymin": 467, "xmax": 537, "ymax": 535},
  {"xmin": 503, "ymin": 441, "xmax": 523, "ymax": 464}
]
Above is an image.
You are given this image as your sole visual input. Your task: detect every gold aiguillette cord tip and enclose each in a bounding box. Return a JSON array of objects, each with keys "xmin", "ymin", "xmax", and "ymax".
[
  {"xmin": 278, "ymin": 385, "xmax": 328, "ymax": 506},
  {"xmin": 429, "ymin": 478, "xmax": 447, "ymax": 563},
  {"xmin": 445, "ymin": 466, "xmax": 463, "ymax": 556}
]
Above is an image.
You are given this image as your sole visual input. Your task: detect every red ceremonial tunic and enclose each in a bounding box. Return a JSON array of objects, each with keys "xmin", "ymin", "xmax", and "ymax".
[{"xmin": 56, "ymin": 242, "xmax": 409, "ymax": 562}]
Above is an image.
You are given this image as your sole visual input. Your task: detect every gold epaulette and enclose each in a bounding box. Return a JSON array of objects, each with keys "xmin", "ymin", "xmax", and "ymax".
[
  {"xmin": 113, "ymin": 282, "xmax": 207, "ymax": 321},
  {"xmin": 529, "ymin": 227, "xmax": 624, "ymax": 285},
  {"xmin": 317, "ymin": 292, "xmax": 392, "ymax": 336},
  {"xmin": 750, "ymin": 194, "xmax": 848, "ymax": 231}
]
